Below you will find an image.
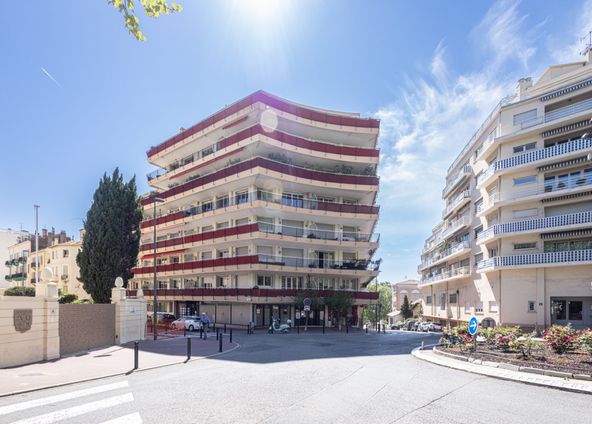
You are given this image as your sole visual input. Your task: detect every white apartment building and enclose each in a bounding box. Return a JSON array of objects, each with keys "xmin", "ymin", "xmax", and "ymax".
[
  {"xmin": 130, "ymin": 90, "xmax": 381, "ymax": 327},
  {"xmin": 2, "ymin": 230, "xmax": 32, "ymax": 288},
  {"xmin": 419, "ymin": 53, "xmax": 592, "ymax": 330}
]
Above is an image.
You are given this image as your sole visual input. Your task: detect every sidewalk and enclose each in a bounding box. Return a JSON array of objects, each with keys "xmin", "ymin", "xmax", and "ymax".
[
  {"xmin": 412, "ymin": 347, "xmax": 592, "ymax": 395},
  {"xmin": 0, "ymin": 335, "xmax": 238, "ymax": 397}
]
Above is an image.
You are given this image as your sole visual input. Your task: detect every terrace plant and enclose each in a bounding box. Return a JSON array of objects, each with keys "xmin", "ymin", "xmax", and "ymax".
[{"xmin": 543, "ymin": 325, "xmax": 578, "ymax": 354}]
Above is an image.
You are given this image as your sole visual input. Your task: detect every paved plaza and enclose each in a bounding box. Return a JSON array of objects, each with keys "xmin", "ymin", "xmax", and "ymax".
[{"xmin": 0, "ymin": 331, "xmax": 590, "ymax": 423}]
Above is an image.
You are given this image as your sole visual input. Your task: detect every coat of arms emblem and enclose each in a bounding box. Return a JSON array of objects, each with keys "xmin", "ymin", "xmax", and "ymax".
[{"xmin": 14, "ymin": 309, "xmax": 33, "ymax": 333}]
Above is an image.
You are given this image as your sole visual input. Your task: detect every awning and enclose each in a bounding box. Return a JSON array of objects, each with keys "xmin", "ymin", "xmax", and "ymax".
[
  {"xmin": 540, "ymin": 78, "xmax": 592, "ymax": 102},
  {"xmin": 542, "ymin": 119, "xmax": 592, "ymax": 138},
  {"xmin": 542, "ymin": 190, "xmax": 592, "ymax": 203},
  {"xmin": 141, "ymin": 248, "xmax": 186, "ymax": 260},
  {"xmin": 538, "ymin": 156, "xmax": 589, "ymax": 172},
  {"xmin": 541, "ymin": 228, "xmax": 592, "ymax": 239}
]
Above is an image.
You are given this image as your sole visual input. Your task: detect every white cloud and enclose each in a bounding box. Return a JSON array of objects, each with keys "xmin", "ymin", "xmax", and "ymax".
[
  {"xmin": 549, "ymin": 0, "xmax": 592, "ymax": 63},
  {"xmin": 374, "ymin": 0, "xmax": 545, "ymax": 283}
]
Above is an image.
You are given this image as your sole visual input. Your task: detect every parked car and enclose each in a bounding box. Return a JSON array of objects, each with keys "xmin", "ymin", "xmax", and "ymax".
[
  {"xmin": 147, "ymin": 312, "xmax": 176, "ymax": 327},
  {"xmin": 404, "ymin": 320, "xmax": 417, "ymax": 331},
  {"xmin": 185, "ymin": 317, "xmax": 203, "ymax": 331},
  {"xmin": 418, "ymin": 321, "xmax": 432, "ymax": 332}
]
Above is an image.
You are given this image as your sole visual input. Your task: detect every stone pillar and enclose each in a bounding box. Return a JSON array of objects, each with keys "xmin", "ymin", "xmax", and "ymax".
[
  {"xmin": 40, "ymin": 267, "xmax": 60, "ymax": 361},
  {"xmin": 112, "ymin": 277, "xmax": 147, "ymax": 344}
]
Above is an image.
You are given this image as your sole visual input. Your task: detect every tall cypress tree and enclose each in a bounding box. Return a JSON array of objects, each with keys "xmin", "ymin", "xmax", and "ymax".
[
  {"xmin": 77, "ymin": 168, "xmax": 142, "ymax": 303},
  {"xmin": 400, "ymin": 294, "xmax": 412, "ymax": 319}
]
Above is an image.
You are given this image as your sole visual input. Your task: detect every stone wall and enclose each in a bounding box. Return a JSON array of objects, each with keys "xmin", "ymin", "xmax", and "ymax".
[{"xmin": 59, "ymin": 304, "xmax": 115, "ymax": 355}]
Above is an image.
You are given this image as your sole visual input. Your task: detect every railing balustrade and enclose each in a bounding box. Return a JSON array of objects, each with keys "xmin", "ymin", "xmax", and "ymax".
[
  {"xmin": 419, "ymin": 241, "xmax": 471, "ymax": 269},
  {"xmin": 478, "ymin": 249, "xmax": 592, "ymax": 270},
  {"xmin": 420, "ymin": 266, "xmax": 471, "ymax": 285},
  {"xmin": 442, "ymin": 190, "xmax": 471, "ymax": 217},
  {"xmin": 442, "ymin": 165, "xmax": 472, "ymax": 197}
]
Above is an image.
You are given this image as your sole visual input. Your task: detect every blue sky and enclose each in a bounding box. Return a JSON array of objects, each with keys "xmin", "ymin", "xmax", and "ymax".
[{"xmin": 1, "ymin": 0, "xmax": 591, "ymax": 283}]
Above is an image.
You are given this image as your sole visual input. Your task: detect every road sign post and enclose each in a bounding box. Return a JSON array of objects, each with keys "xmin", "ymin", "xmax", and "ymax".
[{"xmin": 468, "ymin": 316, "xmax": 479, "ymax": 351}]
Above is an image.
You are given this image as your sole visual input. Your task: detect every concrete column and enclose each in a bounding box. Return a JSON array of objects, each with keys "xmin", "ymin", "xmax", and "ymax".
[{"xmin": 112, "ymin": 277, "xmax": 147, "ymax": 345}]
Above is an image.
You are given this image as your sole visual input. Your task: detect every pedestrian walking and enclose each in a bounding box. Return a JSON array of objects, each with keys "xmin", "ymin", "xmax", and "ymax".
[{"xmin": 201, "ymin": 312, "xmax": 210, "ymax": 339}]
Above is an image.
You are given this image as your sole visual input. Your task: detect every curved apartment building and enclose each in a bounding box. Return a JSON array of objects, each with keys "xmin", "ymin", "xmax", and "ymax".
[
  {"xmin": 129, "ymin": 90, "xmax": 381, "ymax": 327},
  {"xmin": 419, "ymin": 55, "xmax": 592, "ymax": 330}
]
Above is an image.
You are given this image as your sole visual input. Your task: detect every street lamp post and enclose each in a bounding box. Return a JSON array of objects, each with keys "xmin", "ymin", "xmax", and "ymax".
[
  {"xmin": 34, "ymin": 205, "xmax": 40, "ymax": 286},
  {"xmin": 152, "ymin": 196, "xmax": 165, "ymax": 340}
]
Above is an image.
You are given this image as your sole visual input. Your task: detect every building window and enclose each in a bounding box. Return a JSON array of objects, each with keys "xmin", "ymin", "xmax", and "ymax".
[
  {"xmin": 464, "ymin": 303, "xmax": 472, "ymax": 314},
  {"xmin": 63, "ymin": 249, "xmax": 69, "ymax": 258},
  {"xmin": 281, "ymin": 193, "xmax": 304, "ymax": 208},
  {"xmin": 235, "ymin": 191, "xmax": 249, "ymax": 205},
  {"xmin": 513, "ymin": 109, "xmax": 537, "ymax": 126},
  {"xmin": 475, "ymin": 302, "xmax": 484, "ymax": 313},
  {"xmin": 449, "ymin": 293, "xmax": 457, "ymax": 304},
  {"xmin": 513, "ymin": 208, "xmax": 538, "ymax": 219},
  {"xmin": 512, "ymin": 142, "xmax": 536, "ymax": 154},
  {"xmin": 513, "ymin": 175, "xmax": 537, "ymax": 186},
  {"xmin": 426, "ymin": 295, "xmax": 432, "ymax": 305},
  {"xmin": 257, "ymin": 275, "xmax": 272, "ymax": 287},
  {"xmin": 527, "ymin": 301, "xmax": 536, "ymax": 313},
  {"xmin": 201, "ymin": 201, "xmax": 213, "ymax": 212},
  {"xmin": 514, "ymin": 242, "xmax": 537, "ymax": 250},
  {"xmin": 439, "ymin": 293, "xmax": 446, "ymax": 310},
  {"xmin": 281, "ymin": 276, "xmax": 302, "ymax": 289},
  {"xmin": 489, "ymin": 301, "xmax": 498, "ymax": 312},
  {"xmin": 216, "ymin": 196, "xmax": 229, "ymax": 209}
]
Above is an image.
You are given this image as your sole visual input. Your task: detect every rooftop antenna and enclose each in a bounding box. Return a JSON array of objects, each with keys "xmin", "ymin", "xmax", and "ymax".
[{"xmin": 580, "ymin": 30, "xmax": 592, "ymax": 56}]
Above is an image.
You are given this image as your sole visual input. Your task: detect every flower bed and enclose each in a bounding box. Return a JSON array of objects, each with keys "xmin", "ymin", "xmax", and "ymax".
[{"xmin": 440, "ymin": 325, "xmax": 592, "ymax": 376}]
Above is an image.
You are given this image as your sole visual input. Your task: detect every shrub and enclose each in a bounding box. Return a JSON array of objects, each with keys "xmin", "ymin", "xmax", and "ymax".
[
  {"xmin": 495, "ymin": 333, "xmax": 517, "ymax": 352},
  {"xmin": 578, "ymin": 330, "xmax": 592, "ymax": 355},
  {"xmin": 478, "ymin": 327, "xmax": 497, "ymax": 345},
  {"xmin": 58, "ymin": 294, "xmax": 79, "ymax": 304},
  {"xmin": 511, "ymin": 337, "xmax": 539, "ymax": 358},
  {"xmin": 543, "ymin": 325, "xmax": 578, "ymax": 354},
  {"xmin": 4, "ymin": 287, "xmax": 35, "ymax": 297}
]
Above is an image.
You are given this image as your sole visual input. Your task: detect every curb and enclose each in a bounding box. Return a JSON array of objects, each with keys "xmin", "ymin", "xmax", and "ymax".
[
  {"xmin": 412, "ymin": 347, "xmax": 592, "ymax": 395},
  {"xmin": 0, "ymin": 341, "xmax": 241, "ymax": 398}
]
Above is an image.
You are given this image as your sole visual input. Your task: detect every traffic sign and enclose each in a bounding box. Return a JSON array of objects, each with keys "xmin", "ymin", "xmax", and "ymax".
[
  {"xmin": 304, "ymin": 305, "xmax": 311, "ymax": 312},
  {"xmin": 303, "ymin": 298, "xmax": 312, "ymax": 307},
  {"xmin": 468, "ymin": 316, "xmax": 479, "ymax": 336}
]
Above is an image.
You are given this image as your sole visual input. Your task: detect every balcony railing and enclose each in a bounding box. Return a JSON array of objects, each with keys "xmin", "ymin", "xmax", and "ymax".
[
  {"xmin": 142, "ymin": 156, "xmax": 379, "ymax": 206},
  {"xmin": 521, "ymin": 97, "xmax": 592, "ymax": 130},
  {"xmin": 141, "ymin": 189, "xmax": 379, "ymax": 229},
  {"xmin": 419, "ymin": 241, "xmax": 471, "ymax": 270},
  {"xmin": 496, "ymin": 172, "xmax": 592, "ymax": 204},
  {"xmin": 132, "ymin": 255, "xmax": 380, "ymax": 275},
  {"xmin": 129, "ymin": 288, "xmax": 380, "ymax": 300},
  {"xmin": 477, "ymin": 211, "xmax": 592, "ymax": 242},
  {"xmin": 490, "ymin": 138, "xmax": 592, "ymax": 173},
  {"xmin": 4, "ymin": 272, "xmax": 25, "ymax": 281},
  {"xmin": 140, "ymin": 222, "xmax": 379, "ymax": 252},
  {"xmin": 477, "ymin": 249, "xmax": 592, "ymax": 270},
  {"xmin": 420, "ymin": 266, "xmax": 471, "ymax": 286},
  {"xmin": 442, "ymin": 190, "xmax": 471, "ymax": 218},
  {"xmin": 442, "ymin": 165, "xmax": 472, "ymax": 197},
  {"xmin": 440, "ymin": 216, "xmax": 471, "ymax": 239}
]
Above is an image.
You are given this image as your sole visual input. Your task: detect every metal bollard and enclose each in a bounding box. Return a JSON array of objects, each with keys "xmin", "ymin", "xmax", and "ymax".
[
  {"xmin": 200, "ymin": 327, "xmax": 203, "ymax": 339},
  {"xmin": 421, "ymin": 341, "xmax": 424, "ymax": 350},
  {"xmin": 346, "ymin": 324, "xmax": 349, "ymax": 334},
  {"xmin": 323, "ymin": 320, "xmax": 325, "ymax": 334},
  {"xmin": 224, "ymin": 323, "xmax": 227, "ymax": 333},
  {"xmin": 230, "ymin": 328, "xmax": 233, "ymax": 343},
  {"xmin": 184, "ymin": 327, "xmax": 186, "ymax": 337},
  {"xmin": 134, "ymin": 341, "xmax": 139, "ymax": 370},
  {"xmin": 383, "ymin": 324, "xmax": 386, "ymax": 334},
  {"xmin": 365, "ymin": 326, "xmax": 368, "ymax": 334},
  {"xmin": 187, "ymin": 337, "xmax": 192, "ymax": 360},
  {"xmin": 297, "ymin": 324, "xmax": 300, "ymax": 334},
  {"xmin": 219, "ymin": 334, "xmax": 223, "ymax": 352},
  {"xmin": 216, "ymin": 328, "xmax": 219, "ymax": 341}
]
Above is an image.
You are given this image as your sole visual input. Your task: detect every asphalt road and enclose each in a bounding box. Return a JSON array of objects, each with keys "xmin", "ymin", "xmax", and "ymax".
[{"xmin": 0, "ymin": 330, "xmax": 590, "ymax": 424}]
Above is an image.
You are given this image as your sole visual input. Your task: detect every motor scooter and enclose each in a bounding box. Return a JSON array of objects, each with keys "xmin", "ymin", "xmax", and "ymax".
[{"xmin": 268, "ymin": 318, "xmax": 291, "ymax": 333}]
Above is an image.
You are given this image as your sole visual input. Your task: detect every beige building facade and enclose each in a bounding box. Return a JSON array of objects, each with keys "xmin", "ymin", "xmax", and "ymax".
[
  {"xmin": 419, "ymin": 54, "xmax": 592, "ymax": 331},
  {"xmin": 3, "ymin": 231, "xmax": 32, "ymax": 288},
  {"xmin": 130, "ymin": 90, "xmax": 381, "ymax": 327},
  {"xmin": 388, "ymin": 279, "xmax": 420, "ymax": 324}
]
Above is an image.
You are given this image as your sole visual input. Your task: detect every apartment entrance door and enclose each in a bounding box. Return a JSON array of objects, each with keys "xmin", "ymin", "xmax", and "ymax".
[{"xmin": 551, "ymin": 297, "xmax": 592, "ymax": 329}]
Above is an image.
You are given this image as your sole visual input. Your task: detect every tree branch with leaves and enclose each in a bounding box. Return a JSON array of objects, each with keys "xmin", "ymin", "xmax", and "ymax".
[{"xmin": 109, "ymin": 0, "xmax": 182, "ymax": 41}]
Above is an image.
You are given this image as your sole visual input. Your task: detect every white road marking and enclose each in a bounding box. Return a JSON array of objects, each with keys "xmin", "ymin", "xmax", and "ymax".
[
  {"xmin": 9, "ymin": 392, "xmax": 134, "ymax": 424},
  {"xmin": 99, "ymin": 412, "xmax": 142, "ymax": 424},
  {"xmin": 0, "ymin": 381, "xmax": 129, "ymax": 416}
]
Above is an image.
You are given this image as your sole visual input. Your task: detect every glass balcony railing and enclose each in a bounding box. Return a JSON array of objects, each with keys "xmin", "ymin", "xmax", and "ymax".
[
  {"xmin": 520, "ymin": 97, "xmax": 592, "ymax": 130},
  {"xmin": 420, "ymin": 266, "xmax": 471, "ymax": 286},
  {"xmin": 419, "ymin": 241, "xmax": 471, "ymax": 270}
]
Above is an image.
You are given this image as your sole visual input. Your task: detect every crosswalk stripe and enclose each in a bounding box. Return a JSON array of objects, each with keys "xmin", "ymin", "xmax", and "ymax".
[
  {"xmin": 0, "ymin": 381, "xmax": 129, "ymax": 417},
  {"xmin": 99, "ymin": 412, "xmax": 142, "ymax": 424},
  {"xmin": 0, "ymin": 381, "xmax": 128, "ymax": 415},
  {"xmin": 9, "ymin": 392, "xmax": 134, "ymax": 424}
]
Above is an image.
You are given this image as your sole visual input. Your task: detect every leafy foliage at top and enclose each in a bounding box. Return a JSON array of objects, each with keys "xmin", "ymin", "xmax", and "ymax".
[{"xmin": 109, "ymin": 0, "xmax": 183, "ymax": 41}]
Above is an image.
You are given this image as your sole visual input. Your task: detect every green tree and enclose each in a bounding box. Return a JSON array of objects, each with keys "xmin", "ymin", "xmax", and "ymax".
[
  {"xmin": 400, "ymin": 294, "xmax": 412, "ymax": 319},
  {"xmin": 324, "ymin": 292, "xmax": 354, "ymax": 330},
  {"xmin": 109, "ymin": 0, "xmax": 183, "ymax": 41},
  {"xmin": 77, "ymin": 168, "xmax": 143, "ymax": 303},
  {"xmin": 361, "ymin": 281, "xmax": 392, "ymax": 325}
]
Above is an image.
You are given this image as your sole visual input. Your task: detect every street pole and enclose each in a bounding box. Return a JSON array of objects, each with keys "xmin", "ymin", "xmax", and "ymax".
[
  {"xmin": 34, "ymin": 205, "xmax": 39, "ymax": 286},
  {"xmin": 152, "ymin": 196, "xmax": 164, "ymax": 341}
]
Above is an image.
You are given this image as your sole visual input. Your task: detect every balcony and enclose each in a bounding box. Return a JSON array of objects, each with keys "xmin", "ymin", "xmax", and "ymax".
[
  {"xmin": 442, "ymin": 165, "xmax": 472, "ymax": 198},
  {"xmin": 442, "ymin": 190, "xmax": 471, "ymax": 218},
  {"xmin": 419, "ymin": 266, "xmax": 471, "ymax": 286},
  {"xmin": 129, "ymin": 288, "xmax": 379, "ymax": 300},
  {"xmin": 477, "ymin": 211, "xmax": 592, "ymax": 244},
  {"xmin": 141, "ymin": 156, "xmax": 379, "ymax": 206},
  {"xmin": 520, "ymin": 97, "xmax": 592, "ymax": 130},
  {"xmin": 141, "ymin": 189, "xmax": 379, "ymax": 230},
  {"xmin": 5, "ymin": 272, "xmax": 25, "ymax": 281},
  {"xmin": 483, "ymin": 172, "xmax": 592, "ymax": 210},
  {"xmin": 441, "ymin": 216, "xmax": 471, "ymax": 239},
  {"xmin": 419, "ymin": 241, "xmax": 471, "ymax": 271},
  {"xmin": 140, "ymin": 222, "xmax": 379, "ymax": 252},
  {"xmin": 477, "ymin": 249, "xmax": 592, "ymax": 272},
  {"xmin": 132, "ymin": 255, "xmax": 380, "ymax": 275}
]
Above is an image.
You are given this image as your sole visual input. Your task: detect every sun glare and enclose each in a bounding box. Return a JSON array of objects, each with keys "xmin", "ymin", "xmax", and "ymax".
[{"xmin": 234, "ymin": 0, "xmax": 283, "ymax": 23}]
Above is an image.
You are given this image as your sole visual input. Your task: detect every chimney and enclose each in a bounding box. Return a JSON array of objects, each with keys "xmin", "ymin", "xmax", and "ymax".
[
  {"xmin": 79, "ymin": 228, "xmax": 86, "ymax": 241},
  {"xmin": 59, "ymin": 230, "xmax": 67, "ymax": 243},
  {"xmin": 42, "ymin": 228, "xmax": 48, "ymax": 239},
  {"xmin": 516, "ymin": 77, "xmax": 532, "ymax": 101}
]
